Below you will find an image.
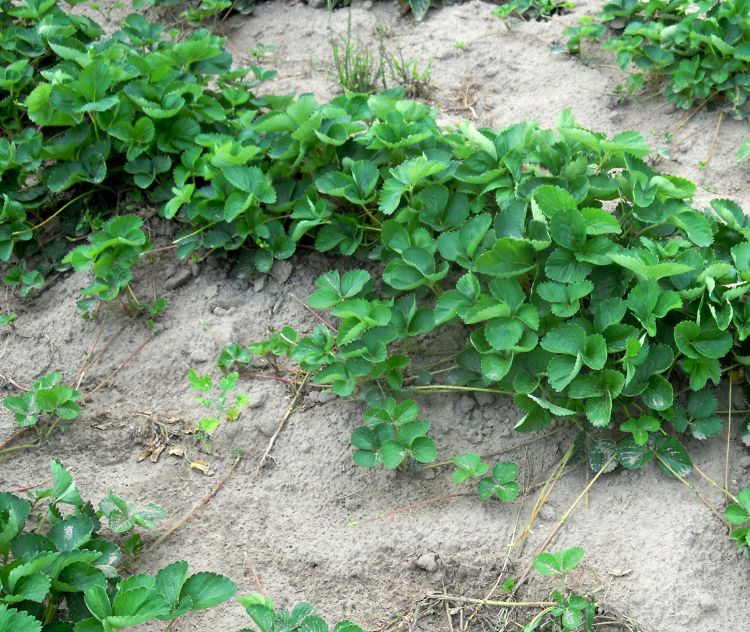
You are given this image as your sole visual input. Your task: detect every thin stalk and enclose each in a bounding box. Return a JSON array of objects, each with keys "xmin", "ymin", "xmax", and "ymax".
[
  {"xmin": 147, "ymin": 452, "xmax": 243, "ymax": 553},
  {"xmin": 73, "ymin": 313, "xmax": 109, "ymax": 388},
  {"xmin": 0, "ymin": 427, "xmax": 32, "ymax": 452},
  {"xmin": 0, "ymin": 442, "xmax": 40, "ymax": 457},
  {"xmin": 725, "ymin": 378, "xmax": 733, "ymax": 504},
  {"xmin": 13, "ymin": 190, "xmax": 93, "ymax": 236},
  {"xmin": 693, "ymin": 463, "xmax": 738, "ymax": 504},
  {"xmin": 513, "ymin": 454, "xmax": 615, "ymax": 594},
  {"xmin": 348, "ymin": 493, "xmax": 472, "ymax": 526},
  {"xmin": 255, "ymin": 374, "xmax": 310, "ymax": 475},
  {"xmin": 411, "ymin": 384, "xmax": 514, "ymax": 396},
  {"xmin": 173, "ymin": 221, "xmax": 218, "ymax": 243},
  {"xmin": 515, "ymin": 445, "xmax": 575, "ymax": 548},
  {"xmin": 430, "ymin": 593, "xmax": 555, "ymax": 608},
  {"xmin": 670, "ymin": 93, "xmax": 715, "ymax": 135},
  {"xmin": 288, "ymin": 293, "xmax": 337, "ymax": 332},
  {"xmin": 81, "ymin": 334, "xmax": 154, "ymax": 403},
  {"xmin": 655, "ymin": 454, "xmax": 728, "ymax": 527}
]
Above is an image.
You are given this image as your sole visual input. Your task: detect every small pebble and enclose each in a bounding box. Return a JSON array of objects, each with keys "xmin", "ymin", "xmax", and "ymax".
[
  {"xmin": 414, "ymin": 551, "xmax": 439, "ymax": 572},
  {"xmin": 248, "ymin": 393, "xmax": 267, "ymax": 410},
  {"xmin": 537, "ymin": 505, "xmax": 556, "ymax": 522},
  {"xmin": 165, "ymin": 269, "xmax": 192, "ymax": 290},
  {"xmin": 458, "ymin": 395, "xmax": 475, "ymax": 415},
  {"xmin": 474, "ymin": 392, "xmax": 493, "ymax": 407},
  {"xmin": 189, "ymin": 348, "xmax": 209, "ymax": 364},
  {"xmin": 269, "ymin": 260, "xmax": 294, "ymax": 284},
  {"xmin": 258, "ymin": 417, "xmax": 278, "ymax": 437},
  {"xmin": 696, "ymin": 592, "xmax": 717, "ymax": 611}
]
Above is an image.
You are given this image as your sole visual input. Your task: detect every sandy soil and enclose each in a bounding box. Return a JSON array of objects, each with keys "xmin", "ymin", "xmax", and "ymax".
[{"xmin": 3, "ymin": 2, "xmax": 750, "ymax": 631}]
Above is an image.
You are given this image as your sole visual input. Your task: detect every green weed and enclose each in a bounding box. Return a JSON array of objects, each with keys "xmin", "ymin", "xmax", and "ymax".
[
  {"xmin": 331, "ymin": 31, "xmax": 387, "ymax": 94},
  {"xmin": 188, "ymin": 369, "xmax": 250, "ymax": 446}
]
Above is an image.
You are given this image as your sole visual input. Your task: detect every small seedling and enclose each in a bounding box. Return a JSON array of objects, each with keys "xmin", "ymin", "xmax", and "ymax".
[
  {"xmin": 526, "ymin": 547, "xmax": 595, "ymax": 631},
  {"xmin": 725, "ymin": 488, "xmax": 750, "ymax": 556},
  {"xmin": 188, "ymin": 368, "xmax": 250, "ymax": 446},
  {"xmin": 452, "ymin": 453, "xmax": 520, "ymax": 502},
  {"xmin": 249, "ymin": 42, "xmax": 274, "ymax": 62}
]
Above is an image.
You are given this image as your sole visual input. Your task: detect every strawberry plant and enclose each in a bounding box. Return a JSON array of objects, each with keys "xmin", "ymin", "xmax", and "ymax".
[
  {"xmin": 238, "ymin": 593, "xmax": 363, "ymax": 632},
  {"xmin": 565, "ymin": 0, "xmax": 750, "ymax": 157},
  {"xmin": 0, "ymin": 0, "xmax": 278, "ymax": 311},
  {"xmin": 452, "ymin": 454, "xmax": 520, "ymax": 501},
  {"xmin": 725, "ymin": 488, "xmax": 750, "ymax": 557},
  {"xmin": 2, "ymin": 372, "xmax": 79, "ymax": 431},
  {"xmin": 5, "ymin": 0, "xmax": 750, "ymax": 500},
  {"xmin": 217, "ymin": 104, "xmax": 750, "ymax": 484},
  {"xmin": 493, "ymin": 0, "xmax": 574, "ymax": 21},
  {"xmin": 526, "ymin": 547, "xmax": 595, "ymax": 631},
  {"xmin": 351, "ymin": 398, "xmax": 436, "ymax": 469},
  {"xmin": 0, "ymin": 460, "xmax": 237, "ymax": 631}
]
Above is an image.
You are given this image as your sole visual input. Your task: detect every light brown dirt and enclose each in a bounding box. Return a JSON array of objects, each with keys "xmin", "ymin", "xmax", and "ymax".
[{"xmin": 3, "ymin": 2, "xmax": 750, "ymax": 631}]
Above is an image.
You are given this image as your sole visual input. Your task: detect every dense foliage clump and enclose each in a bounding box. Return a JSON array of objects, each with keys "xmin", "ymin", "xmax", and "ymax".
[{"xmin": 565, "ymin": 0, "xmax": 750, "ymax": 158}]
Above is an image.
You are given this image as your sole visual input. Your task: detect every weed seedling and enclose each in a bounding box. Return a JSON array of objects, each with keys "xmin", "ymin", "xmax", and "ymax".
[
  {"xmin": 188, "ymin": 369, "xmax": 250, "ymax": 448},
  {"xmin": 331, "ymin": 15, "xmax": 387, "ymax": 94},
  {"xmin": 386, "ymin": 49, "xmax": 432, "ymax": 98}
]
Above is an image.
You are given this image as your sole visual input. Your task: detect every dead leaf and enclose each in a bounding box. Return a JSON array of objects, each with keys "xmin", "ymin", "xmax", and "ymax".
[
  {"xmin": 150, "ymin": 444, "xmax": 166, "ymax": 463},
  {"xmin": 190, "ymin": 459, "xmax": 210, "ymax": 473},
  {"xmin": 169, "ymin": 447, "xmax": 185, "ymax": 457}
]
